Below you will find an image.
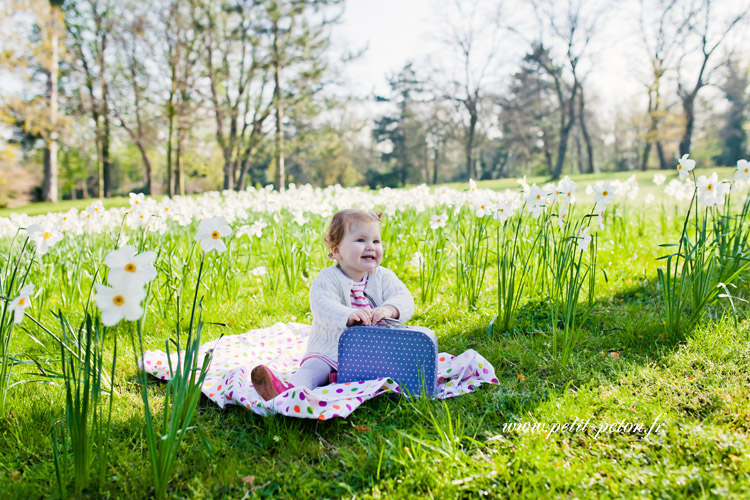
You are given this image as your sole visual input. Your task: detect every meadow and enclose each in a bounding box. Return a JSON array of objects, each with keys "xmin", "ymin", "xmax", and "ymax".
[{"xmin": 0, "ymin": 161, "xmax": 749, "ymax": 499}]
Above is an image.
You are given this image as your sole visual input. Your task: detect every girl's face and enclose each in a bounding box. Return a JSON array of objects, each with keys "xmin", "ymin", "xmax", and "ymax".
[{"xmin": 332, "ymin": 220, "xmax": 383, "ymax": 281}]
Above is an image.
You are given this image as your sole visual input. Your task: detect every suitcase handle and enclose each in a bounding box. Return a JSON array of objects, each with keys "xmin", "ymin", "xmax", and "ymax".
[{"xmin": 379, "ymin": 317, "xmax": 406, "ymax": 328}]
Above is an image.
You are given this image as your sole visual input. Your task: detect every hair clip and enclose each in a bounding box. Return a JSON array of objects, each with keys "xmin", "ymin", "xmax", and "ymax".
[{"xmin": 368, "ymin": 210, "xmax": 380, "ymax": 221}]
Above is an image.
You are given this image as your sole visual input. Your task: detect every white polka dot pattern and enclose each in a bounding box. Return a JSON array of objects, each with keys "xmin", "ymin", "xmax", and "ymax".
[
  {"xmin": 337, "ymin": 325, "xmax": 438, "ymax": 397},
  {"xmin": 138, "ymin": 322, "xmax": 500, "ymax": 420}
]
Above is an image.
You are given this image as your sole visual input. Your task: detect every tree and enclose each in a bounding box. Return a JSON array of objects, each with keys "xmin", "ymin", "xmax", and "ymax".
[
  {"xmin": 676, "ymin": 0, "xmax": 748, "ymax": 157},
  {"xmin": 110, "ymin": 2, "xmax": 158, "ymax": 194},
  {"xmin": 435, "ymin": 0, "xmax": 505, "ymax": 181},
  {"xmin": 195, "ymin": 0, "xmax": 272, "ymax": 192},
  {"xmin": 259, "ymin": 0, "xmax": 342, "ymax": 191},
  {"xmin": 65, "ymin": 0, "xmax": 117, "ymax": 197},
  {"xmin": 372, "ymin": 63, "xmax": 428, "ymax": 187},
  {"xmin": 0, "ymin": 0, "xmax": 66, "ymax": 202},
  {"xmin": 715, "ymin": 56, "xmax": 749, "ymax": 165},
  {"xmin": 637, "ymin": 0, "xmax": 690, "ymax": 170},
  {"xmin": 498, "ymin": 55, "xmax": 558, "ymax": 176},
  {"xmin": 522, "ymin": 0, "xmax": 602, "ymax": 179}
]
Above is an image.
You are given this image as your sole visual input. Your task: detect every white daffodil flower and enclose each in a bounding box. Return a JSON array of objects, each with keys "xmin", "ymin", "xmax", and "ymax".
[
  {"xmin": 653, "ymin": 173, "xmax": 666, "ymax": 186},
  {"xmin": 469, "ymin": 178, "xmax": 477, "ymax": 194},
  {"xmin": 592, "ymin": 182, "xmax": 615, "ymax": 213},
  {"xmin": 644, "ymin": 194, "xmax": 655, "ymax": 204},
  {"xmin": 409, "ymin": 251, "xmax": 424, "ymax": 269},
  {"xmin": 596, "ymin": 211, "xmax": 605, "ymax": 231},
  {"xmin": 557, "ymin": 176, "xmax": 576, "ymax": 204},
  {"xmin": 517, "ymin": 176, "xmax": 530, "ymax": 196},
  {"xmin": 9, "ymin": 284, "xmax": 34, "ymax": 324},
  {"xmin": 526, "ymin": 184, "xmax": 547, "ymax": 208},
  {"xmin": 493, "ymin": 200, "xmax": 514, "ymax": 223},
  {"xmin": 94, "ymin": 282, "xmax": 146, "ymax": 326},
  {"xmin": 696, "ymin": 173, "xmax": 729, "ymax": 207},
  {"xmin": 86, "ymin": 200, "xmax": 106, "ymax": 219},
  {"xmin": 430, "ymin": 213, "xmax": 448, "ymax": 229},
  {"xmin": 733, "ymin": 159, "xmax": 749, "ymax": 182},
  {"xmin": 194, "ymin": 216, "xmax": 232, "ymax": 253},
  {"xmin": 129, "ymin": 192, "xmax": 145, "ymax": 207},
  {"xmin": 530, "ymin": 204, "xmax": 546, "ymax": 219},
  {"xmin": 249, "ymin": 266, "xmax": 267, "ymax": 276},
  {"xmin": 677, "ymin": 154, "xmax": 695, "ymax": 180},
  {"xmin": 237, "ymin": 220, "xmax": 267, "ymax": 239},
  {"xmin": 26, "ymin": 220, "xmax": 63, "ymax": 255},
  {"xmin": 577, "ymin": 227, "xmax": 591, "ymax": 253},
  {"xmin": 558, "ymin": 204, "xmax": 569, "ymax": 229},
  {"xmin": 104, "ymin": 245, "xmax": 157, "ymax": 287},
  {"xmin": 474, "ymin": 201, "xmax": 491, "ymax": 218},
  {"xmin": 249, "ymin": 220, "xmax": 267, "ymax": 237}
]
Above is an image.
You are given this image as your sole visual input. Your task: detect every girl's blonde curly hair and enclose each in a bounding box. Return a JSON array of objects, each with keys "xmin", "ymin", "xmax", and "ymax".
[{"xmin": 324, "ymin": 209, "xmax": 382, "ymax": 260}]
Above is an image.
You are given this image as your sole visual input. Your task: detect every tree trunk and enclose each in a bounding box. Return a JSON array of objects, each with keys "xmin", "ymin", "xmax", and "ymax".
[
  {"xmin": 464, "ymin": 100, "xmax": 477, "ymax": 180},
  {"xmin": 575, "ymin": 129, "xmax": 584, "ymax": 174},
  {"xmin": 578, "ymin": 90, "xmax": 595, "ymax": 173},
  {"xmin": 136, "ymin": 143, "xmax": 152, "ymax": 195},
  {"xmin": 656, "ymin": 141, "xmax": 668, "ymax": 169},
  {"xmin": 176, "ymin": 124, "xmax": 185, "ymax": 196},
  {"xmin": 641, "ymin": 142, "xmax": 652, "ymax": 171},
  {"xmin": 552, "ymin": 124, "xmax": 573, "ymax": 180},
  {"xmin": 679, "ymin": 95, "xmax": 695, "ymax": 157},
  {"xmin": 42, "ymin": 8, "xmax": 61, "ymax": 203},
  {"xmin": 432, "ymin": 140, "xmax": 440, "ymax": 185},
  {"xmin": 102, "ymin": 110, "xmax": 111, "ymax": 197},
  {"xmin": 95, "ymin": 113, "xmax": 103, "ymax": 198},
  {"xmin": 165, "ymin": 70, "xmax": 176, "ymax": 196},
  {"xmin": 272, "ymin": 18, "xmax": 285, "ymax": 191}
]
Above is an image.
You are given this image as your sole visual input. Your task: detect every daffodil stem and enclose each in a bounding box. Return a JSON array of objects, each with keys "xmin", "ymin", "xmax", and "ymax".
[{"xmin": 187, "ymin": 253, "xmax": 206, "ymax": 349}]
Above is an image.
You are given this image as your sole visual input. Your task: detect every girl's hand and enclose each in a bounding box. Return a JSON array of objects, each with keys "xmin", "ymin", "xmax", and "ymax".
[
  {"xmin": 371, "ymin": 305, "xmax": 398, "ymax": 324},
  {"xmin": 347, "ymin": 309, "xmax": 373, "ymax": 326}
]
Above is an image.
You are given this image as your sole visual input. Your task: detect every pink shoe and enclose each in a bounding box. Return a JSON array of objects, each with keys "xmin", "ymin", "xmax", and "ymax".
[
  {"xmin": 251, "ymin": 365, "xmax": 294, "ymax": 401},
  {"xmin": 329, "ymin": 371, "xmax": 338, "ymax": 384}
]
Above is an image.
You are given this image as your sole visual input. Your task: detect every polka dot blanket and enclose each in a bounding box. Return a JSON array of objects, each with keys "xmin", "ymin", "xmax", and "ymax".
[{"xmin": 139, "ymin": 322, "xmax": 498, "ymax": 420}]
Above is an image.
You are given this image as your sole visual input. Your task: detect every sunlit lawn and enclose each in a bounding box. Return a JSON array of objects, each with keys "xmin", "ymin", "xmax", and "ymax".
[{"xmin": 0, "ymin": 170, "xmax": 749, "ymax": 499}]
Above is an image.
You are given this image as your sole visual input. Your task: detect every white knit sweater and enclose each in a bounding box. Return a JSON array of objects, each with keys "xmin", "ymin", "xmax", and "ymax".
[{"xmin": 305, "ymin": 264, "xmax": 415, "ymax": 363}]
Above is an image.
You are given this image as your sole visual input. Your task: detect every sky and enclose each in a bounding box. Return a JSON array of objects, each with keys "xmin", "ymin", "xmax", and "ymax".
[
  {"xmin": 2, "ymin": 0, "xmax": 744, "ymax": 140},
  {"xmin": 330, "ymin": 0, "xmax": 649, "ymax": 127},
  {"xmin": 331, "ymin": 0, "xmax": 748, "ymax": 123}
]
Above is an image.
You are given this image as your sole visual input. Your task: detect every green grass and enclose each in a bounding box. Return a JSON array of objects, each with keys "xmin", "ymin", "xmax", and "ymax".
[
  {"xmin": 0, "ymin": 196, "xmax": 133, "ymax": 217},
  {"xmin": 1, "ymin": 170, "xmax": 749, "ymax": 499}
]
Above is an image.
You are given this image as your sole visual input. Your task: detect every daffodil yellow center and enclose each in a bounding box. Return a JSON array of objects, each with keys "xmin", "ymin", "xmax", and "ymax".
[
  {"xmin": 745, "ymin": 168, "xmax": 748, "ymax": 173},
  {"xmin": 211, "ymin": 231, "xmax": 220, "ymax": 239},
  {"xmin": 113, "ymin": 295, "xmax": 125, "ymax": 306},
  {"xmin": 536, "ymin": 195, "xmax": 541, "ymax": 200},
  {"xmin": 165, "ymin": 207, "xmax": 170, "ymax": 211},
  {"xmin": 18, "ymin": 297, "xmax": 25, "ymax": 306},
  {"xmin": 707, "ymin": 185, "xmax": 713, "ymax": 191},
  {"xmin": 125, "ymin": 263, "xmax": 136, "ymax": 272},
  {"xmin": 678, "ymin": 165, "xmax": 683, "ymax": 170},
  {"xmin": 603, "ymin": 190, "xmax": 609, "ymax": 196},
  {"xmin": 43, "ymin": 232, "xmax": 51, "ymax": 239}
]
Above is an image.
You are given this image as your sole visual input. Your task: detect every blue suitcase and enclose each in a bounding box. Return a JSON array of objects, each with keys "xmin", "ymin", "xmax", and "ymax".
[{"xmin": 337, "ymin": 320, "xmax": 439, "ymax": 397}]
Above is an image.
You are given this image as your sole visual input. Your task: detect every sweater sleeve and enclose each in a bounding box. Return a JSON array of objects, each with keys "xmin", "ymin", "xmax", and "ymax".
[
  {"xmin": 309, "ymin": 272, "xmax": 352, "ymax": 330},
  {"xmin": 379, "ymin": 267, "xmax": 415, "ymax": 323}
]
